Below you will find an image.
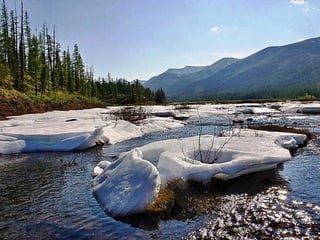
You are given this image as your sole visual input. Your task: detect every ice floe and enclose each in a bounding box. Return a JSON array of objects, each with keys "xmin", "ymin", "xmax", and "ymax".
[
  {"xmin": 91, "ymin": 148, "xmax": 161, "ymax": 217},
  {"xmin": 0, "ymin": 108, "xmax": 185, "ymax": 154},
  {"xmin": 297, "ymin": 104, "xmax": 320, "ymax": 114},
  {"xmin": 91, "ymin": 129, "xmax": 307, "ymax": 216},
  {"xmin": 0, "ymin": 127, "xmax": 105, "ymax": 154},
  {"xmin": 93, "ymin": 160, "xmax": 111, "ymax": 177},
  {"xmin": 1, "ymin": 101, "xmax": 316, "ymax": 155}
]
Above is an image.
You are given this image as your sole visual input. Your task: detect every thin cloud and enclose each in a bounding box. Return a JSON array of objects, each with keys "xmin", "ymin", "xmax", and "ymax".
[
  {"xmin": 209, "ymin": 25, "xmax": 240, "ymax": 34},
  {"xmin": 289, "ymin": 0, "xmax": 319, "ymax": 12},
  {"xmin": 210, "ymin": 26, "xmax": 219, "ymax": 33},
  {"xmin": 290, "ymin": 0, "xmax": 306, "ymax": 5},
  {"xmin": 303, "ymin": 6, "xmax": 319, "ymax": 12}
]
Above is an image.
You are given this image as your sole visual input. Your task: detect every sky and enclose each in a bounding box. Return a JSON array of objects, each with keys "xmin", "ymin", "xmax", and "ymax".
[{"xmin": 5, "ymin": 0, "xmax": 320, "ymax": 81}]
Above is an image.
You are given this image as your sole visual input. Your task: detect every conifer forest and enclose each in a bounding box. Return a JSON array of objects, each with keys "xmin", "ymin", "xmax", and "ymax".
[{"xmin": 0, "ymin": 0, "xmax": 165, "ymax": 105}]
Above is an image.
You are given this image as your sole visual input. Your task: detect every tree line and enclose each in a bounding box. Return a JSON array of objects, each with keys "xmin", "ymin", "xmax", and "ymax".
[{"xmin": 0, "ymin": 0, "xmax": 166, "ymax": 104}]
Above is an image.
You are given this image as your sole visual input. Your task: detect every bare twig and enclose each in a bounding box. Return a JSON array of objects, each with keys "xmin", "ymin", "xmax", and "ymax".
[
  {"xmin": 214, "ymin": 127, "xmax": 240, "ymax": 161},
  {"xmin": 196, "ymin": 107, "xmax": 203, "ymax": 162}
]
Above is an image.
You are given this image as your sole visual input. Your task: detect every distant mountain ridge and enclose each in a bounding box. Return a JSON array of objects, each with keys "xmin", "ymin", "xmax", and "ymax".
[
  {"xmin": 144, "ymin": 37, "xmax": 320, "ymax": 101},
  {"xmin": 145, "ymin": 57, "xmax": 239, "ymax": 99},
  {"xmin": 165, "ymin": 65, "xmax": 207, "ymax": 75}
]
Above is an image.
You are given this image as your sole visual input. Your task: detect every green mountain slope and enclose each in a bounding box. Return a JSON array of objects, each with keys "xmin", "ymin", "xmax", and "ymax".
[
  {"xmin": 145, "ymin": 57, "xmax": 239, "ymax": 99},
  {"xmin": 145, "ymin": 37, "xmax": 320, "ymax": 101},
  {"xmin": 194, "ymin": 37, "xmax": 320, "ymax": 100}
]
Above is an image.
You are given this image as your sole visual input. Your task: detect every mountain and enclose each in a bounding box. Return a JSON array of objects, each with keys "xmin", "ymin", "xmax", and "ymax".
[
  {"xmin": 165, "ymin": 65, "xmax": 207, "ymax": 75},
  {"xmin": 145, "ymin": 57, "xmax": 239, "ymax": 99},
  {"xmin": 135, "ymin": 79, "xmax": 147, "ymax": 85},
  {"xmin": 145, "ymin": 37, "xmax": 320, "ymax": 101}
]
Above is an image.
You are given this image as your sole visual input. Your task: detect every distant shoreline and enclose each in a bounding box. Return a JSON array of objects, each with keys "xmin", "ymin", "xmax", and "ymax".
[
  {"xmin": 0, "ymin": 100, "xmax": 104, "ymax": 121},
  {"xmin": 1, "ymin": 88, "xmax": 318, "ymax": 121},
  {"xmin": 0, "ymin": 89, "xmax": 104, "ymax": 121}
]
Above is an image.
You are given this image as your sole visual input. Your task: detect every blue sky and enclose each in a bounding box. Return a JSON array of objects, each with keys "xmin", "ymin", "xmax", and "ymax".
[{"xmin": 6, "ymin": 0, "xmax": 320, "ymax": 80}]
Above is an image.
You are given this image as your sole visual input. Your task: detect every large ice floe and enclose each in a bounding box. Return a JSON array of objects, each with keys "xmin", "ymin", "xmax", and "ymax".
[
  {"xmin": 0, "ymin": 108, "xmax": 185, "ymax": 154},
  {"xmin": 91, "ymin": 129, "xmax": 307, "ymax": 217}
]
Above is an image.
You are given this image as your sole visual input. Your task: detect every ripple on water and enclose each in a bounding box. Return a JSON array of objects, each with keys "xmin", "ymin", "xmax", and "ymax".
[{"xmin": 184, "ymin": 187, "xmax": 320, "ymax": 239}]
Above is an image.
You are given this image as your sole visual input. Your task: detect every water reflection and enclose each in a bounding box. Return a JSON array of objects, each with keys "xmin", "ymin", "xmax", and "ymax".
[
  {"xmin": 117, "ymin": 168, "xmax": 287, "ymax": 229},
  {"xmin": 184, "ymin": 186, "xmax": 320, "ymax": 239},
  {"xmin": 0, "ymin": 150, "xmax": 143, "ymax": 240}
]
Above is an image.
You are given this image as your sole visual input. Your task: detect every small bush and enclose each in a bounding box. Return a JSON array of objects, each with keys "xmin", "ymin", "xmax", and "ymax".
[
  {"xmin": 110, "ymin": 106, "xmax": 150, "ymax": 123},
  {"xmin": 173, "ymin": 103, "xmax": 192, "ymax": 111},
  {"xmin": 298, "ymin": 93, "xmax": 317, "ymax": 101}
]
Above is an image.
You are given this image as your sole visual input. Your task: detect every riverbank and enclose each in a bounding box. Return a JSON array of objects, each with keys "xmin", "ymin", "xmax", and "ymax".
[{"xmin": 0, "ymin": 88, "xmax": 104, "ymax": 120}]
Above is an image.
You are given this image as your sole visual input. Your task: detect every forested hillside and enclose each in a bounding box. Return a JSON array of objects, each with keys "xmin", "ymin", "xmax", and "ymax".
[
  {"xmin": 0, "ymin": 0, "xmax": 162, "ymax": 112},
  {"xmin": 145, "ymin": 38, "xmax": 320, "ymax": 101}
]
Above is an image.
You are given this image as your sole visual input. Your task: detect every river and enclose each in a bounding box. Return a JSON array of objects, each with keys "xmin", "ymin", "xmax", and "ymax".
[{"xmin": 0, "ymin": 113, "xmax": 319, "ymax": 239}]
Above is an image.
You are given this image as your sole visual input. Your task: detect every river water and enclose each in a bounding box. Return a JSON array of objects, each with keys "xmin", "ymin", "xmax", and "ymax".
[{"xmin": 0, "ymin": 113, "xmax": 320, "ymax": 239}]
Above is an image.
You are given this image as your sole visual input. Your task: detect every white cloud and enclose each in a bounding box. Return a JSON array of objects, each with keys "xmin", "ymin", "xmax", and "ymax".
[
  {"xmin": 302, "ymin": 6, "xmax": 319, "ymax": 12},
  {"xmin": 303, "ymin": 6, "xmax": 310, "ymax": 11},
  {"xmin": 290, "ymin": 0, "xmax": 320, "ymax": 13},
  {"xmin": 210, "ymin": 26, "xmax": 219, "ymax": 33},
  {"xmin": 209, "ymin": 25, "xmax": 240, "ymax": 34},
  {"xmin": 290, "ymin": 0, "xmax": 306, "ymax": 5}
]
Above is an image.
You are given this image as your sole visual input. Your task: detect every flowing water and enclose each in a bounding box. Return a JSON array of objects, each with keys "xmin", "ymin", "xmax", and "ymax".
[{"xmin": 0, "ymin": 113, "xmax": 320, "ymax": 239}]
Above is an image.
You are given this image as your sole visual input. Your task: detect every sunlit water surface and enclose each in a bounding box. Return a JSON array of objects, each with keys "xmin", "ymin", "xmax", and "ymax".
[{"xmin": 0, "ymin": 113, "xmax": 320, "ymax": 239}]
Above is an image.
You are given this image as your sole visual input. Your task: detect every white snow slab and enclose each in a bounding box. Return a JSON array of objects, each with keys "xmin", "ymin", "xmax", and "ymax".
[
  {"xmin": 137, "ymin": 117, "xmax": 186, "ymax": 134},
  {"xmin": 128, "ymin": 129, "xmax": 306, "ymax": 185},
  {"xmin": 91, "ymin": 148, "xmax": 161, "ymax": 217},
  {"xmin": 1, "ymin": 101, "xmax": 312, "ymax": 155},
  {"xmin": 102, "ymin": 120, "xmax": 143, "ymax": 145},
  {"xmin": 92, "ymin": 129, "xmax": 306, "ymax": 216},
  {"xmin": 0, "ymin": 108, "xmax": 185, "ymax": 154},
  {"xmin": 0, "ymin": 127, "xmax": 105, "ymax": 154},
  {"xmin": 93, "ymin": 160, "xmax": 111, "ymax": 177},
  {"xmin": 298, "ymin": 104, "xmax": 320, "ymax": 114},
  {"xmin": 0, "ymin": 108, "xmax": 109, "ymax": 154},
  {"xmin": 235, "ymin": 103, "xmax": 279, "ymax": 114},
  {"xmin": 279, "ymin": 101, "xmax": 320, "ymax": 114}
]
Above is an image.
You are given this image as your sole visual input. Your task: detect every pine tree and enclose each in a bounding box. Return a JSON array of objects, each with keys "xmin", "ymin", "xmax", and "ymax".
[
  {"xmin": 62, "ymin": 48, "xmax": 73, "ymax": 93},
  {"xmin": 0, "ymin": 0, "xmax": 159, "ymax": 105},
  {"xmin": 0, "ymin": 0, "xmax": 9, "ymax": 64},
  {"xmin": 18, "ymin": 0, "xmax": 25, "ymax": 91},
  {"xmin": 39, "ymin": 50, "xmax": 47, "ymax": 97},
  {"xmin": 28, "ymin": 34, "xmax": 40, "ymax": 95},
  {"xmin": 155, "ymin": 88, "xmax": 167, "ymax": 103},
  {"xmin": 54, "ymin": 42, "xmax": 63, "ymax": 91},
  {"xmin": 9, "ymin": 9, "xmax": 19, "ymax": 90},
  {"xmin": 46, "ymin": 26, "xmax": 56, "ymax": 91},
  {"xmin": 72, "ymin": 44, "xmax": 85, "ymax": 93},
  {"xmin": 38, "ymin": 24, "xmax": 48, "ymax": 95}
]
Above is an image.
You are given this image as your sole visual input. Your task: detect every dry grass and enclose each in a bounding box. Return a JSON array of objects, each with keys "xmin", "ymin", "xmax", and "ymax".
[
  {"xmin": 146, "ymin": 179, "xmax": 217, "ymax": 218},
  {"xmin": 110, "ymin": 106, "xmax": 150, "ymax": 123},
  {"xmin": 173, "ymin": 103, "xmax": 192, "ymax": 111},
  {"xmin": 0, "ymin": 87, "xmax": 104, "ymax": 120},
  {"xmin": 146, "ymin": 186, "xmax": 175, "ymax": 216}
]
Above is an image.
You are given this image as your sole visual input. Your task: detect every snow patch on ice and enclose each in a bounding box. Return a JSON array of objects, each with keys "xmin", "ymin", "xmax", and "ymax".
[
  {"xmin": 93, "ymin": 160, "xmax": 111, "ymax": 177},
  {"xmin": 0, "ymin": 127, "xmax": 105, "ymax": 154},
  {"xmin": 91, "ymin": 148, "xmax": 161, "ymax": 217},
  {"xmin": 0, "ymin": 108, "xmax": 185, "ymax": 154}
]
